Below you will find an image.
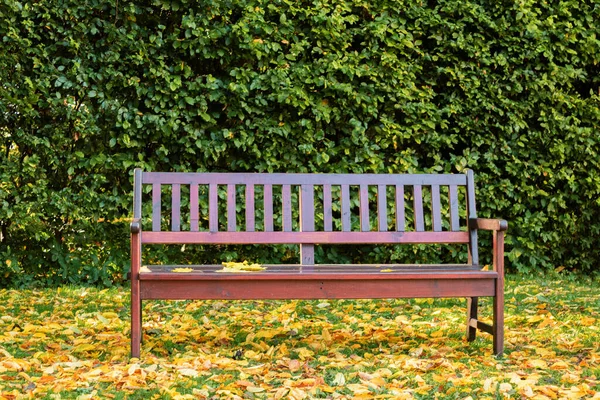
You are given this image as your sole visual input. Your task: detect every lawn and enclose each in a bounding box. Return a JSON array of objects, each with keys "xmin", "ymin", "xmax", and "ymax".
[{"xmin": 0, "ymin": 275, "xmax": 598, "ymax": 399}]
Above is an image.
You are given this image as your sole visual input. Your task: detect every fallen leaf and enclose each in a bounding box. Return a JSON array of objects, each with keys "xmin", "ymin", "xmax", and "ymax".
[{"xmin": 172, "ymin": 267, "xmax": 194, "ymax": 273}]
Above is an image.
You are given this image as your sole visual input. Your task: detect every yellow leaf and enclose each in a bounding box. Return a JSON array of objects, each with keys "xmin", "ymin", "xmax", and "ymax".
[
  {"xmin": 380, "ymin": 269, "xmax": 394, "ymax": 272},
  {"xmin": 217, "ymin": 261, "xmax": 265, "ymax": 272},
  {"xmin": 550, "ymin": 361, "xmax": 570, "ymax": 370},
  {"xmin": 172, "ymin": 267, "xmax": 193, "ymax": 273},
  {"xmin": 528, "ymin": 359, "xmax": 548, "ymax": 369},
  {"xmin": 178, "ymin": 368, "xmax": 199, "ymax": 377},
  {"xmin": 247, "ymin": 386, "xmax": 265, "ymax": 393},
  {"xmin": 139, "ymin": 266, "xmax": 151, "ymax": 273},
  {"xmin": 74, "ymin": 344, "xmax": 96, "ymax": 353},
  {"xmin": 333, "ymin": 372, "xmax": 346, "ymax": 386}
]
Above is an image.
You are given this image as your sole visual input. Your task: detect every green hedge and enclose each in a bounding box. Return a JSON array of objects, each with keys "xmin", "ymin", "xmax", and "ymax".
[{"xmin": 1, "ymin": 0, "xmax": 599, "ymax": 286}]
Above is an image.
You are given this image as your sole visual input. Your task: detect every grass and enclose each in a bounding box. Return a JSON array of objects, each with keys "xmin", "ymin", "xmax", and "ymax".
[{"xmin": 0, "ymin": 275, "xmax": 598, "ymax": 399}]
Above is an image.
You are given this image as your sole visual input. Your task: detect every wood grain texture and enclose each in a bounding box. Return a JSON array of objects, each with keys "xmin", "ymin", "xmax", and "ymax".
[
  {"xmin": 209, "ymin": 184, "xmax": 218, "ymax": 232},
  {"xmin": 413, "ymin": 185, "xmax": 425, "ymax": 232},
  {"xmin": 227, "ymin": 184, "xmax": 236, "ymax": 232},
  {"xmin": 431, "ymin": 184, "xmax": 441, "ymax": 232},
  {"xmin": 171, "ymin": 183, "xmax": 181, "ymax": 232},
  {"xmin": 360, "ymin": 184, "xmax": 370, "ymax": 232},
  {"xmin": 341, "ymin": 184, "xmax": 351, "ymax": 232},
  {"xmin": 141, "ymin": 231, "xmax": 470, "ymax": 244},
  {"xmin": 282, "ymin": 184, "xmax": 292, "ymax": 232},
  {"xmin": 152, "ymin": 183, "xmax": 161, "ymax": 232},
  {"xmin": 142, "ymin": 172, "xmax": 468, "ymax": 186},
  {"xmin": 449, "ymin": 185, "xmax": 460, "ymax": 231},
  {"xmin": 190, "ymin": 183, "xmax": 199, "ymax": 232},
  {"xmin": 245, "ymin": 184, "xmax": 255, "ymax": 232},
  {"xmin": 378, "ymin": 184, "xmax": 387, "ymax": 232},
  {"xmin": 140, "ymin": 277, "xmax": 496, "ymax": 300},
  {"xmin": 323, "ymin": 184, "xmax": 333, "ymax": 232},
  {"xmin": 466, "ymin": 169, "xmax": 479, "ymax": 265},
  {"xmin": 264, "ymin": 184, "xmax": 274, "ymax": 232},
  {"xmin": 396, "ymin": 185, "xmax": 405, "ymax": 232}
]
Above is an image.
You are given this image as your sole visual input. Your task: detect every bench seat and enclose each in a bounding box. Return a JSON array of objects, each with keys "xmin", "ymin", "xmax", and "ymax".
[{"xmin": 138, "ymin": 264, "xmax": 498, "ymax": 300}]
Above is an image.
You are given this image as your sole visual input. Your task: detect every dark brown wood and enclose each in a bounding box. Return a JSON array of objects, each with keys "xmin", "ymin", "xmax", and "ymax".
[
  {"xmin": 140, "ymin": 278, "xmax": 496, "ymax": 300},
  {"xmin": 413, "ymin": 185, "xmax": 425, "ymax": 231},
  {"xmin": 246, "ymin": 184, "xmax": 255, "ymax": 232},
  {"xmin": 130, "ymin": 227, "xmax": 142, "ymax": 358},
  {"xmin": 209, "ymin": 184, "xmax": 218, "ymax": 232},
  {"xmin": 378, "ymin": 185, "xmax": 387, "ymax": 232},
  {"xmin": 469, "ymin": 218, "xmax": 508, "ymax": 231},
  {"xmin": 130, "ymin": 169, "xmax": 506, "ymax": 358},
  {"xmin": 396, "ymin": 185, "xmax": 405, "ymax": 232},
  {"xmin": 172, "ymin": 183, "xmax": 181, "ymax": 232},
  {"xmin": 493, "ymin": 228, "xmax": 505, "ymax": 355},
  {"xmin": 323, "ymin": 184, "xmax": 333, "ymax": 232},
  {"xmin": 341, "ymin": 184, "xmax": 351, "ymax": 232},
  {"xmin": 468, "ymin": 317, "xmax": 493, "ymax": 335},
  {"xmin": 466, "ymin": 297, "xmax": 478, "ymax": 341},
  {"xmin": 141, "ymin": 231, "xmax": 470, "ymax": 244},
  {"xmin": 190, "ymin": 183, "xmax": 199, "ymax": 232},
  {"xmin": 431, "ymin": 184, "xmax": 442, "ymax": 232},
  {"xmin": 152, "ymin": 183, "xmax": 161, "ymax": 232}
]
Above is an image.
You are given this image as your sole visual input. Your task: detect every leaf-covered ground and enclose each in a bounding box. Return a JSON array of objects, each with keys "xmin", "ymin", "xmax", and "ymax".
[{"xmin": 1, "ymin": 276, "xmax": 599, "ymax": 399}]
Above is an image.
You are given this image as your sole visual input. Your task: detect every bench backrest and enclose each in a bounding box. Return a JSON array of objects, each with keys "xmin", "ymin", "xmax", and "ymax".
[{"xmin": 132, "ymin": 169, "xmax": 479, "ymax": 264}]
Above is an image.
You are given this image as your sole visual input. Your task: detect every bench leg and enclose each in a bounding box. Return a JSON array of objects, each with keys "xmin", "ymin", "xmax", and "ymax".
[
  {"xmin": 493, "ymin": 287, "xmax": 505, "ymax": 356},
  {"xmin": 466, "ymin": 297, "xmax": 478, "ymax": 342},
  {"xmin": 131, "ymin": 282, "xmax": 142, "ymax": 358}
]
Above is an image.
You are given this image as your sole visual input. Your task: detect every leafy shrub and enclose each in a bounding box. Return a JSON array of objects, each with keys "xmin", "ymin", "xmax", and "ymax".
[{"xmin": 1, "ymin": 0, "xmax": 599, "ymax": 286}]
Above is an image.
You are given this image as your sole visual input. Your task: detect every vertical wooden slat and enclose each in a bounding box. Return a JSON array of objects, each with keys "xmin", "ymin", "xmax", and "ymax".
[
  {"xmin": 171, "ymin": 184, "xmax": 181, "ymax": 231},
  {"xmin": 209, "ymin": 184, "xmax": 218, "ymax": 233},
  {"xmin": 246, "ymin": 184, "xmax": 255, "ymax": 232},
  {"xmin": 449, "ymin": 185, "xmax": 460, "ymax": 231},
  {"xmin": 282, "ymin": 184, "xmax": 292, "ymax": 232},
  {"xmin": 190, "ymin": 183, "xmax": 199, "ymax": 232},
  {"xmin": 323, "ymin": 184, "xmax": 333, "ymax": 232},
  {"xmin": 360, "ymin": 184, "xmax": 370, "ymax": 232},
  {"xmin": 341, "ymin": 184, "xmax": 351, "ymax": 232},
  {"xmin": 431, "ymin": 184, "xmax": 442, "ymax": 232},
  {"xmin": 378, "ymin": 184, "xmax": 387, "ymax": 232},
  {"xmin": 300, "ymin": 184, "xmax": 315, "ymax": 265},
  {"xmin": 413, "ymin": 185, "xmax": 425, "ymax": 232},
  {"xmin": 264, "ymin": 184, "xmax": 274, "ymax": 232},
  {"xmin": 227, "ymin": 184, "xmax": 236, "ymax": 232},
  {"xmin": 466, "ymin": 169, "xmax": 479, "ymax": 265},
  {"xmin": 395, "ymin": 185, "xmax": 405, "ymax": 232},
  {"xmin": 133, "ymin": 168, "xmax": 143, "ymax": 220},
  {"xmin": 152, "ymin": 183, "xmax": 161, "ymax": 232}
]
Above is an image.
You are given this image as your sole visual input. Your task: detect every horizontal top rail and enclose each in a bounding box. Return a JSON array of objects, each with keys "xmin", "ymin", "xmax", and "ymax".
[
  {"xmin": 141, "ymin": 231, "xmax": 470, "ymax": 244},
  {"xmin": 141, "ymin": 171, "xmax": 468, "ymax": 186}
]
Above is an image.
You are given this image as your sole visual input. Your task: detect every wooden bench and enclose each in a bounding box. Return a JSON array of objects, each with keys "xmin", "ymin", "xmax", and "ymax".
[{"xmin": 130, "ymin": 168, "xmax": 507, "ymax": 358}]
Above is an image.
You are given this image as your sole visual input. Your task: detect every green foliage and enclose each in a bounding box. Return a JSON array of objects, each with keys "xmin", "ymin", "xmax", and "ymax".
[{"xmin": 1, "ymin": 0, "xmax": 599, "ymax": 286}]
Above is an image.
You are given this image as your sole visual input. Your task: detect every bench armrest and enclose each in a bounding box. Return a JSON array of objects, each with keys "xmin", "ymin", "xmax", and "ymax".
[
  {"xmin": 131, "ymin": 218, "xmax": 142, "ymax": 234},
  {"xmin": 469, "ymin": 218, "xmax": 508, "ymax": 232}
]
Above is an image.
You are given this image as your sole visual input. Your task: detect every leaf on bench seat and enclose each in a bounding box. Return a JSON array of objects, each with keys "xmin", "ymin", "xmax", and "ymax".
[
  {"xmin": 172, "ymin": 268, "xmax": 194, "ymax": 273},
  {"xmin": 216, "ymin": 261, "xmax": 266, "ymax": 273},
  {"xmin": 380, "ymin": 269, "xmax": 394, "ymax": 272},
  {"xmin": 140, "ymin": 266, "xmax": 151, "ymax": 273}
]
